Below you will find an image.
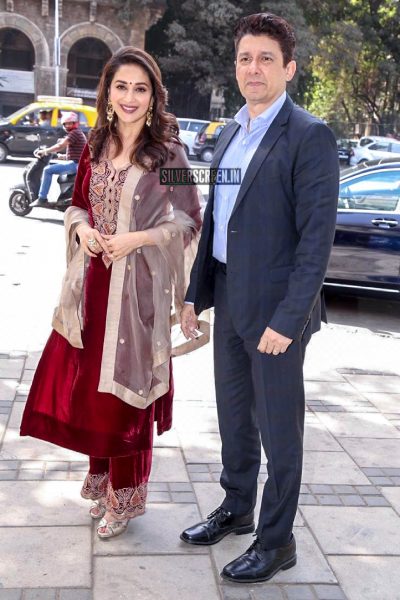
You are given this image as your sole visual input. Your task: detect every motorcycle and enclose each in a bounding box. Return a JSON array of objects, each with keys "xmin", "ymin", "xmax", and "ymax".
[{"xmin": 8, "ymin": 147, "xmax": 75, "ymax": 217}]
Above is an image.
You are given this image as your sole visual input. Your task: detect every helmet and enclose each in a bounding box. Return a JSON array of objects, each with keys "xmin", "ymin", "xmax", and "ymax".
[{"xmin": 61, "ymin": 111, "xmax": 79, "ymax": 125}]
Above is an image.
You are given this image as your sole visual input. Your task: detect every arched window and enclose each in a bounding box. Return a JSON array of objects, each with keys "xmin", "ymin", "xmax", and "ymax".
[
  {"xmin": 0, "ymin": 28, "xmax": 34, "ymax": 70},
  {"xmin": 67, "ymin": 37, "xmax": 111, "ymax": 90}
]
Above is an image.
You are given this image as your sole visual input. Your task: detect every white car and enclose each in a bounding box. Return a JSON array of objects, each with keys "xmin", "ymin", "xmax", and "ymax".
[
  {"xmin": 177, "ymin": 118, "xmax": 210, "ymax": 156},
  {"xmin": 350, "ymin": 135, "xmax": 400, "ymax": 165}
]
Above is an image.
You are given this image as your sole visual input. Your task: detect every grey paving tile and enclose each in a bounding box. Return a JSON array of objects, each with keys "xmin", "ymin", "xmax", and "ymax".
[
  {"xmin": 44, "ymin": 471, "xmax": 68, "ymax": 480},
  {"xmin": 299, "ymin": 494, "xmax": 318, "ymax": 505},
  {"xmin": 151, "ymin": 448, "xmax": 189, "ymax": 482},
  {"xmin": 328, "ymin": 555, "xmax": 400, "ymax": 600},
  {"xmin": 18, "ymin": 470, "xmax": 43, "ymax": 480},
  {"xmin": 221, "ymin": 588, "xmax": 252, "ymax": 600},
  {"xmin": 364, "ymin": 495, "xmax": 390, "ymax": 507},
  {"xmin": 302, "ymin": 506, "xmax": 400, "ymax": 554},
  {"xmin": 20, "ymin": 460, "xmax": 44, "ymax": 469},
  {"xmin": 171, "ymin": 492, "xmax": 197, "ymax": 503},
  {"xmin": 0, "ymin": 527, "xmax": 91, "ymax": 587},
  {"xmin": 300, "ymin": 484, "xmax": 310, "ymax": 493},
  {"xmin": 316, "ymin": 495, "xmax": 342, "ymax": 506},
  {"xmin": 252, "ymin": 586, "xmax": 285, "ymax": 599},
  {"xmin": 190, "ymin": 472, "xmax": 213, "ymax": 482},
  {"xmin": 369, "ymin": 476, "xmax": 393, "ymax": 486},
  {"xmin": 303, "ymin": 452, "xmax": 369, "ymax": 485},
  {"xmin": 148, "ymin": 481, "xmax": 169, "ymax": 491},
  {"xmin": 147, "ymin": 491, "xmax": 170, "ymax": 502},
  {"xmin": 284, "ymin": 585, "xmax": 316, "ymax": 600},
  {"xmin": 382, "ymin": 468, "xmax": 400, "ymax": 476},
  {"xmin": 0, "ymin": 481, "xmax": 89, "ymax": 526},
  {"xmin": 0, "ymin": 591, "xmax": 22, "ymax": 600},
  {"xmin": 340, "ymin": 495, "xmax": 365, "ymax": 506},
  {"xmin": 70, "ymin": 462, "xmax": 89, "ymax": 471},
  {"xmin": 45, "ymin": 461, "xmax": 70, "ymax": 471},
  {"xmin": 186, "ymin": 464, "xmax": 209, "ymax": 472},
  {"xmin": 362, "ymin": 467, "xmax": 384, "ymax": 476},
  {"xmin": 0, "ymin": 470, "xmax": 17, "ymax": 480},
  {"xmin": 0, "ymin": 460, "xmax": 18, "ymax": 470},
  {"xmin": 58, "ymin": 590, "xmax": 92, "ymax": 600},
  {"xmin": 0, "ymin": 379, "xmax": 18, "ymax": 401},
  {"xmin": 391, "ymin": 476, "xmax": 400, "ymax": 485},
  {"xmin": 93, "ymin": 556, "xmax": 219, "ymax": 599},
  {"xmin": 313, "ymin": 584, "xmax": 346, "ymax": 600},
  {"xmin": 354, "ymin": 485, "xmax": 380, "ymax": 495},
  {"xmin": 332, "ymin": 485, "xmax": 356, "ymax": 494},
  {"xmin": 168, "ymin": 482, "xmax": 193, "ymax": 491},
  {"xmin": 309, "ymin": 485, "xmax": 333, "ymax": 494},
  {"xmin": 24, "ymin": 591, "xmax": 56, "ymax": 600}
]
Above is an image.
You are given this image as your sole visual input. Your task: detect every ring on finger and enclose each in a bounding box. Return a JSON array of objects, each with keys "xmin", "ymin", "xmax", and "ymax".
[{"xmin": 87, "ymin": 238, "xmax": 97, "ymax": 248}]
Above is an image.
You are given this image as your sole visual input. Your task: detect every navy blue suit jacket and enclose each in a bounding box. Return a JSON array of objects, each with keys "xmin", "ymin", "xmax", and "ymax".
[{"xmin": 186, "ymin": 95, "xmax": 339, "ymax": 341}]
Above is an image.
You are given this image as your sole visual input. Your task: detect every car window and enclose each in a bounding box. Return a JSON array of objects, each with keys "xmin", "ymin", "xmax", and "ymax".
[
  {"xmin": 360, "ymin": 137, "xmax": 374, "ymax": 146},
  {"xmin": 369, "ymin": 142, "xmax": 390, "ymax": 151},
  {"xmin": 215, "ymin": 125, "xmax": 225, "ymax": 136},
  {"xmin": 390, "ymin": 142, "xmax": 400, "ymax": 153},
  {"xmin": 16, "ymin": 108, "xmax": 53, "ymax": 126},
  {"xmin": 338, "ymin": 170, "xmax": 400, "ymax": 211},
  {"xmin": 188, "ymin": 121, "xmax": 207, "ymax": 132},
  {"xmin": 77, "ymin": 111, "xmax": 88, "ymax": 127},
  {"xmin": 177, "ymin": 120, "xmax": 189, "ymax": 131}
]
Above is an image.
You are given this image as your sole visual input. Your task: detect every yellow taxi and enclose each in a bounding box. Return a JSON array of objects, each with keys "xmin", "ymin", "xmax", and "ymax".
[{"xmin": 0, "ymin": 96, "xmax": 97, "ymax": 162}]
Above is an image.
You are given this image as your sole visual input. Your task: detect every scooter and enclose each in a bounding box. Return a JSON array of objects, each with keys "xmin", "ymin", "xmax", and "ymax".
[{"xmin": 8, "ymin": 147, "xmax": 75, "ymax": 217}]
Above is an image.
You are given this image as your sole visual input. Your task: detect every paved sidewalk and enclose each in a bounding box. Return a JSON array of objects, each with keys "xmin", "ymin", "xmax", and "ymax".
[{"xmin": 1, "ymin": 318, "xmax": 400, "ymax": 600}]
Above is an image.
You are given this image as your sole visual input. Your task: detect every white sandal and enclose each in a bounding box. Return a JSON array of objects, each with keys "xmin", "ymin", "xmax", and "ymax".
[
  {"xmin": 97, "ymin": 516, "xmax": 129, "ymax": 539},
  {"xmin": 89, "ymin": 498, "xmax": 107, "ymax": 520}
]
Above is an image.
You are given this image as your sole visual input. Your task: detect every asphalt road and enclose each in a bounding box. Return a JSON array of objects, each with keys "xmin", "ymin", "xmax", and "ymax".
[{"xmin": 0, "ymin": 159, "xmax": 398, "ymax": 356}]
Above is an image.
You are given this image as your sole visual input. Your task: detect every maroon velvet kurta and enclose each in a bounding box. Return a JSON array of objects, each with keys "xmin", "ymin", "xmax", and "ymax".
[{"xmin": 20, "ymin": 147, "xmax": 173, "ymax": 458}]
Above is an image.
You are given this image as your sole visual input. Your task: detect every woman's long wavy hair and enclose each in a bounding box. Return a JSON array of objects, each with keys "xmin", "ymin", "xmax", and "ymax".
[{"xmin": 89, "ymin": 46, "xmax": 180, "ymax": 171}]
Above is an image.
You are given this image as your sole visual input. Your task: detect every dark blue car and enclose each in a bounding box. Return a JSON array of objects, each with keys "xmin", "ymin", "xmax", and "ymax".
[{"xmin": 325, "ymin": 158, "xmax": 400, "ymax": 298}]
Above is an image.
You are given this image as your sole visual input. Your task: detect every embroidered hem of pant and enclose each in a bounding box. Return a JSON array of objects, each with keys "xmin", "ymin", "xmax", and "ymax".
[
  {"xmin": 105, "ymin": 480, "xmax": 148, "ymax": 520},
  {"xmin": 80, "ymin": 471, "xmax": 109, "ymax": 500}
]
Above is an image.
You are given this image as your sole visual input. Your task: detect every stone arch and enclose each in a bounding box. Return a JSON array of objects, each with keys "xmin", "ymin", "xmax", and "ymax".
[
  {"xmin": 60, "ymin": 22, "xmax": 123, "ymax": 68},
  {"xmin": 0, "ymin": 12, "xmax": 50, "ymax": 66}
]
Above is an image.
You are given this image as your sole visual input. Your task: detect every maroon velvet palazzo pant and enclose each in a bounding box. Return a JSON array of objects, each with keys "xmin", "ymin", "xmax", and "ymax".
[{"xmin": 21, "ymin": 255, "xmax": 173, "ymax": 520}]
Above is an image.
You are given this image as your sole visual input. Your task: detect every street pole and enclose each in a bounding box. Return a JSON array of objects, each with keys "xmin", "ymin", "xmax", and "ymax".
[{"xmin": 54, "ymin": 0, "xmax": 60, "ymax": 96}]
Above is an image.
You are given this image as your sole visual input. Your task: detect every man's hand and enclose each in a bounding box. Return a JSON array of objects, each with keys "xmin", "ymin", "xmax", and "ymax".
[
  {"xmin": 180, "ymin": 304, "xmax": 199, "ymax": 340},
  {"xmin": 257, "ymin": 326, "xmax": 293, "ymax": 355}
]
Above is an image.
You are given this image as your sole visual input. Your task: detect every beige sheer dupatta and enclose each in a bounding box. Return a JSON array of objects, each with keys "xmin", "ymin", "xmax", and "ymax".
[{"xmin": 51, "ymin": 206, "xmax": 90, "ymax": 348}]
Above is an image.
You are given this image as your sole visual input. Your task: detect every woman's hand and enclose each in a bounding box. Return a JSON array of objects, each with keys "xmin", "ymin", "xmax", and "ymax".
[
  {"xmin": 76, "ymin": 224, "xmax": 109, "ymax": 258},
  {"xmin": 102, "ymin": 232, "xmax": 147, "ymax": 261}
]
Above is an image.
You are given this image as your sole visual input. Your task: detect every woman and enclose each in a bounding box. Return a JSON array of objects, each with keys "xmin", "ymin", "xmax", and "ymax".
[{"xmin": 20, "ymin": 47, "xmax": 202, "ymax": 539}]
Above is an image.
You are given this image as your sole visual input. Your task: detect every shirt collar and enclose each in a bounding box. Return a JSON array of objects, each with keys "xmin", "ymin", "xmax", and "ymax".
[{"xmin": 235, "ymin": 91, "xmax": 287, "ymax": 132}]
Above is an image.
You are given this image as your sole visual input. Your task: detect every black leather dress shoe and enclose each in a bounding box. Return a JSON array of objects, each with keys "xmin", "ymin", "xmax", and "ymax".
[
  {"xmin": 221, "ymin": 534, "xmax": 296, "ymax": 583},
  {"xmin": 180, "ymin": 506, "xmax": 255, "ymax": 546}
]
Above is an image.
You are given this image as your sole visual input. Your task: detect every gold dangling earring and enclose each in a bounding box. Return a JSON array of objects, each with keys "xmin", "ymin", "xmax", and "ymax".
[
  {"xmin": 146, "ymin": 101, "xmax": 153, "ymax": 127},
  {"xmin": 106, "ymin": 100, "xmax": 115, "ymax": 124}
]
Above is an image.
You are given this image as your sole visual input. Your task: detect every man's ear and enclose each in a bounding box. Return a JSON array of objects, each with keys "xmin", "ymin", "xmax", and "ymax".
[{"xmin": 285, "ymin": 60, "xmax": 296, "ymax": 82}]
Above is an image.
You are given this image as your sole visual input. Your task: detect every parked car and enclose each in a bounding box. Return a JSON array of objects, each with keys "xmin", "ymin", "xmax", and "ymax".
[
  {"xmin": 0, "ymin": 96, "xmax": 97, "ymax": 162},
  {"xmin": 325, "ymin": 158, "xmax": 400, "ymax": 298},
  {"xmin": 193, "ymin": 120, "xmax": 229, "ymax": 162},
  {"xmin": 177, "ymin": 118, "xmax": 210, "ymax": 156},
  {"xmin": 350, "ymin": 135, "xmax": 400, "ymax": 166},
  {"xmin": 337, "ymin": 138, "xmax": 357, "ymax": 165}
]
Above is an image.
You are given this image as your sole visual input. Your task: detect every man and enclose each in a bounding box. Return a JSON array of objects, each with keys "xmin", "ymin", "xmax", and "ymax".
[
  {"xmin": 180, "ymin": 13, "xmax": 339, "ymax": 583},
  {"xmin": 34, "ymin": 112, "xmax": 86, "ymax": 206},
  {"xmin": 38, "ymin": 109, "xmax": 52, "ymax": 127}
]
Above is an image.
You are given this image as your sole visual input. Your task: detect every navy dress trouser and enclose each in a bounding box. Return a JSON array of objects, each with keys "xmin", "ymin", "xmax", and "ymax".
[{"xmin": 213, "ymin": 264, "xmax": 308, "ymax": 550}]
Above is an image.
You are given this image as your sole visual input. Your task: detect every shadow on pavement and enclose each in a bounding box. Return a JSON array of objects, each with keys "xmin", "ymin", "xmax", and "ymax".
[{"xmin": 326, "ymin": 294, "xmax": 400, "ymax": 336}]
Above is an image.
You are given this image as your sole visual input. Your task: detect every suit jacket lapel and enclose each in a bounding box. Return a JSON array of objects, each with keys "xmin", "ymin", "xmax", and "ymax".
[
  {"xmin": 230, "ymin": 96, "xmax": 294, "ymax": 217},
  {"xmin": 207, "ymin": 120, "xmax": 240, "ymax": 206}
]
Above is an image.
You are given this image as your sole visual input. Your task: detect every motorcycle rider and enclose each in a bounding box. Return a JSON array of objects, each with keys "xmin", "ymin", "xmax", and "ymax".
[{"xmin": 34, "ymin": 112, "xmax": 86, "ymax": 206}]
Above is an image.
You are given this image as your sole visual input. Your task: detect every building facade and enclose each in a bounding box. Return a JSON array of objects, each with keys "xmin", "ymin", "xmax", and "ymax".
[{"xmin": 0, "ymin": 0, "xmax": 165, "ymax": 116}]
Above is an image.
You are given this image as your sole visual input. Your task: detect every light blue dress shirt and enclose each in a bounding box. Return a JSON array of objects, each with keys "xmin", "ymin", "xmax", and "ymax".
[{"xmin": 212, "ymin": 91, "xmax": 287, "ymax": 263}]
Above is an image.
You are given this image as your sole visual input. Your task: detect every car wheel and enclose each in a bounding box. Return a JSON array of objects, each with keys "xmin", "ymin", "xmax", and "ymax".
[
  {"xmin": 9, "ymin": 190, "xmax": 32, "ymax": 217},
  {"xmin": 0, "ymin": 143, "xmax": 8, "ymax": 163},
  {"xmin": 201, "ymin": 148, "xmax": 214, "ymax": 162}
]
